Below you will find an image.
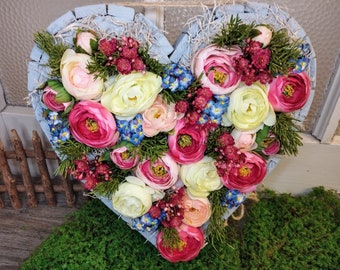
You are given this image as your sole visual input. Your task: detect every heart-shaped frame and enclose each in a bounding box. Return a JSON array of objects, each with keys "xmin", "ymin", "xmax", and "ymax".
[{"xmin": 28, "ymin": 2, "xmax": 316, "ymax": 262}]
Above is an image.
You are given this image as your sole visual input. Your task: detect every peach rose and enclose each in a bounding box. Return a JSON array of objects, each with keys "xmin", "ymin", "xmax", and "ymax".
[
  {"xmin": 142, "ymin": 96, "xmax": 181, "ymax": 137},
  {"xmin": 182, "ymin": 191, "xmax": 211, "ymax": 227},
  {"xmin": 60, "ymin": 49, "xmax": 104, "ymax": 100}
]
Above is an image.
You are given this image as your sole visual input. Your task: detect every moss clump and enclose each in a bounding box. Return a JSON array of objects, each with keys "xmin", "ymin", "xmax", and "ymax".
[
  {"xmin": 240, "ymin": 187, "xmax": 340, "ymax": 270},
  {"xmin": 21, "ymin": 187, "xmax": 339, "ymax": 269}
]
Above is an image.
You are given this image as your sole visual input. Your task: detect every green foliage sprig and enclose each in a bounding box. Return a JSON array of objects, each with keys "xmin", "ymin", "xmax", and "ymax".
[
  {"xmin": 158, "ymin": 227, "xmax": 182, "ymax": 250},
  {"xmin": 271, "ymin": 113, "xmax": 303, "ymax": 156},
  {"xmin": 205, "ymin": 126, "xmax": 232, "ymax": 159},
  {"xmin": 136, "ymin": 133, "xmax": 169, "ymax": 162},
  {"xmin": 207, "ymin": 187, "xmax": 229, "ymax": 248},
  {"xmin": 33, "ymin": 31, "xmax": 69, "ymax": 77},
  {"xmin": 87, "ymin": 51, "xmax": 117, "ymax": 80},
  {"xmin": 138, "ymin": 46, "xmax": 165, "ymax": 76},
  {"xmin": 54, "ymin": 139, "xmax": 92, "ymax": 177},
  {"xmin": 268, "ymin": 29, "xmax": 302, "ymax": 75},
  {"xmin": 212, "ymin": 15, "xmax": 259, "ymax": 47}
]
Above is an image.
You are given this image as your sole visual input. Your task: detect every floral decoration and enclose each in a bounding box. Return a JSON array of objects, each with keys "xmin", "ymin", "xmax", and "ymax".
[{"xmin": 31, "ymin": 8, "xmax": 313, "ymax": 263}]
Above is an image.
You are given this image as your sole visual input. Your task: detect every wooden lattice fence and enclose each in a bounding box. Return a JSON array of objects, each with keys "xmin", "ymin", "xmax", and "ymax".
[{"xmin": 0, "ymin": 129, "xmax": 83, "ymax": 209}]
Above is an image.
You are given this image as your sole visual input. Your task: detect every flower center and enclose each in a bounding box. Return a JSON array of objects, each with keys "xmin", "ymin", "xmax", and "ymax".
[
  {"xmin": 153, "ymin": 110, "xmax": 162, "ymax": 119},
  {"xmin": 152, "ymin": 164, "xmax": 167, "ymax": 177},
  {"xmin": 239, "ymin": 166, "xmax": 251, "ymax": 177},
  {"xmin": 120, "ymin": 151, "xmax": 130, "ymax": 160},
  {"xmin": 176, "ymin": 239, "xmax": 187, "ymax": 252},
  {"xmin": 213, "ymin": 70, "xmax": 227, "ymax": 84},
  {"xmin": 246, "ymin": 103, "xmax": 253, "ymax": 113},
  {"xmin": 178, "ymin": 134, "xmax": 192, "ymax": 148},
  {"xmin": 283, "ymin": 84, "xmax": 294, "ymax": 97},
  {"xmin": 85, "ymin": 118, "xmax": 99, "ymax": 132}
]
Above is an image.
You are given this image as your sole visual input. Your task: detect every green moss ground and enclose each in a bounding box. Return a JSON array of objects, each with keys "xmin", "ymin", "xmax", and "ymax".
[{"xmin": 21, "ymin": 187, "xmax": 339, "ymax": 270}]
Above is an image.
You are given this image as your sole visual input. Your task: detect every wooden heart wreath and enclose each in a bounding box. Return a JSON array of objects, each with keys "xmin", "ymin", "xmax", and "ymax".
[{"xmin": 27, "ymin": 2, "xmax": 316, "ymax": 262}]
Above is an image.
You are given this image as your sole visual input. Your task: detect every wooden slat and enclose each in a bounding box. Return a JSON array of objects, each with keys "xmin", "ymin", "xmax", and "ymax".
[
  {"xmin": 0, "ymin": 139, "xmax": 22, "ymax": 209},
  {"xmin": 4, "ymin": 149, "xmax": 58, "ymax": 160},
  {"xmin": 10, "ymin": 129, "xmax": 37, "ymax": 208},
  {"xmin": 0, "ymin": 183, "xmax": 84, "ymax": 193},
  {"xmin": 32, "ymin": 131, "xmax": 56, "ymax": 206},
  {"xmin": 61, "ymin": 174, "xmax": 77, "ymax": 207}
]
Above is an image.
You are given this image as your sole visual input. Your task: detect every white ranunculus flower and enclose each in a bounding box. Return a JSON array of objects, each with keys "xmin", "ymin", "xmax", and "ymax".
[
  {"xmin": 101, "ymin": 71, "xmax": 162, "ymax": 120},
  {"xmin": 223, "ymin": 82, "xmax": 276, "ymax": 132},
  {"xmin": 112, "ymin": 176, "xmax": 153, "ymax": 218},
  {"xmin": 60, "ymin": 49, "xmax": 104, "ymax": 100},
  {"xmin": 180, "ymin": 156, "xmax": 223, "ymax": 198}
]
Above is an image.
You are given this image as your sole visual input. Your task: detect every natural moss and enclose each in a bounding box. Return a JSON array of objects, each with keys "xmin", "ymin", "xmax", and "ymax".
[{"xmin": 21, "ymin": 187, "xmax": 339, "ymax": 269}]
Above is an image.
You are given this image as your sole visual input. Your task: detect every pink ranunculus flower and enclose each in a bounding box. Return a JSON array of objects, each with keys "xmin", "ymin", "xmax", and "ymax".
[
  {"xmin": 135, "ymin": 153, "xmax": 179, "ymax": 190},
  {"xmin": 268, "ymin": 71, "xmax": 311, "ymax": 112},
  {"xmin": 191, "ymin": 44, "xmax": 242, "ymax": 95},
  {"xmin": 75, "ymin": 31, "xmax": 97, "ymax": 55},
  {"xmin": 60, "ymin": 49, "xmax": 104, "ymax": 100},
  {"xmin": 142, "ymin": 95, "xmax": 181, "ymax": 137},
  {"xmin": 156, "ymin": 223, "xmax": 205, "ymax": 262},
  {"xmin": 42, "ymin": 86, "xmax": 68, "ymax": 112},
  {"xmin": 221, "ymin": 151, "xmax": 267, "ymax": 193},
  {"xmin": 262, "ymin": 133, "xmax": 280, "ymax": 155},
  {"xmin": 231, "ymin": 129, "xmax": 257, "ymax": 152},
  {"xmin": 168, "ymin": 119, "xmax": 207, "ymax": 164},
  {"xmin": 110, "ymin": 142, "xmax": 139, "ymax": 170},
  {"xmin": 68, "ymin": 100, "xmax": 119, "ymax": 148}
]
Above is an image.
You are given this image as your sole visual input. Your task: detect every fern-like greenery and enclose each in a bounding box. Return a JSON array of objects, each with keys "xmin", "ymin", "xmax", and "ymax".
[
  {"xmin": 268, "ymin": 29, "xmax": 302, "ymax": 76},
  {"xmin": 213, "ymin": 15, "xmax": 259, "ymax": 47},
  {"xmin": 136, "ymin": 133, "xmax": 169, "ymax": 162},
  {"xmin": 33, "ymin": 31, "xmax": 69, "ymax": 77},
  {"xmin": 271, "ymin": 113, "xmax": 303, "ymax": 156},
  {"xmin": 158, "ymin": 227, "xmax": 182, "ymax": 250},
  {"xmin": 138, "ymin": 46, "xmax": 166, "ymax": 76},
  {"xmin": 206, "ymin": 187, "xmax": 229, "ymax": 248},
  {"xmin": 54, "ymin": 139, "xmax": 92, "ymax": 177}
]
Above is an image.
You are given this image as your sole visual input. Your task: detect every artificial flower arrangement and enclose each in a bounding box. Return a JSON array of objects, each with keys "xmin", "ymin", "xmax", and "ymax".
[{"xmin": 29, "ymin": 3, "xmax": 314, "ymax": 263}]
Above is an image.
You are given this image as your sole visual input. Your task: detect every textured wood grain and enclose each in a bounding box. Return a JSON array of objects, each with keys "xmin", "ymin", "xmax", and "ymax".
[{"xmin": 0, "ymin": 203, "xmax": 80, "ymax": 269}]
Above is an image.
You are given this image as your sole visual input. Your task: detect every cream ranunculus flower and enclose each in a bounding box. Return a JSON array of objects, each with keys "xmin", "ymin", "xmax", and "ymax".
[
  {"xmin": 222, "ymin": 82, "xmax": 276, "ymax": 131},
  {"xmin": 60, "ymin": 49, "xmax": 104, "ymax": 100},
  {"xmin": 101, "ymin": 72, "xmax": 162, "ymax": 120},
  {"xmin": 180, "ymin": 156, "xmax": 223, "ymax": 198},
  {"xmin": 112, "ymin": 176, "xmax": 162, "ymax": 218}
]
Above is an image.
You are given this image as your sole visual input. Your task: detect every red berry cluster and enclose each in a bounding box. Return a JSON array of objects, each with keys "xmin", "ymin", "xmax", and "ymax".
[
  {"xmin": 175, "ymin": 86, "xmax": 217, "ymax": 130},
  {"xmin": 70, "ymin": 155, "xmax": 112, "ymax": 190},
  {"xmin": 151, "ymin": 187, "xmax": 185, "ymax": 228},
  {"xmin": 98, "ymin": 36, "xmax": 146, "ymax": 74},
  {"xmin": 214, "ymin": 132, "xmax": 246, "ymax": 179},
  {"xmin": 233, "ymin": 39, "xmax": 272, "ymax": 85}
]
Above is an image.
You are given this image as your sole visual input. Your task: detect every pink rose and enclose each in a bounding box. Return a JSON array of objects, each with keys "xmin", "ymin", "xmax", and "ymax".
[
  {"xmin": 135, "ymin": 153, "xmax": 179, "ymax": 190},
  {"xmin": 268, "ymin": 72, "xmax": 311, "ymax": 112},
  {"xmin": 156, "ymin": 224, "xmax": 205, "ymax": 262},
  {"xmin": 191, "ymin": 44, "xmax": 242, "ymax": 94},
  {"xmin": 110, "ymin": 142, "xmax": 139, "ymax": 170},
  {"xmin": 231, "ymin": 129, "xmax": 257, "ymax": 152},
  {"xmin": 75, "ymin": 31, "xmax": 97, "ymax": 55},
  {"xmin": 142, "ymin": 96, "xmax": 181, "ymax": 137},
  {"xmin": 221, "ymin": 152, "xmax": 267, "ymax": 193},
  {"xmin": 68, "ymin": 100, "xmax": 119, "ymax": 148},
  {"xmin": 42, "ymin": 86, "xmax": 67, "ymax": 112},
  {"xmin": 168, "ymin": 119, "xmax": 207, "ymax": 164}
]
